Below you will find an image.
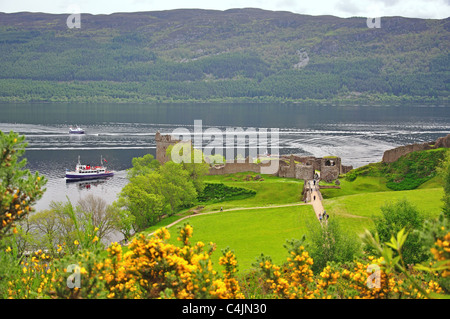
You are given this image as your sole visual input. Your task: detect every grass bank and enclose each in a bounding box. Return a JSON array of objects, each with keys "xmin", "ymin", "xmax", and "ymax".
[
  {"xmin": 166, "ymin": 205, "xmax": 316, "ymax": 271},
  {"xmin": 140, "ymin": 172, "xmax": 445, "ymax": 272},
  {"xmin": 323, "ymin": 187, "xmax": 445, "ymax": 236}
]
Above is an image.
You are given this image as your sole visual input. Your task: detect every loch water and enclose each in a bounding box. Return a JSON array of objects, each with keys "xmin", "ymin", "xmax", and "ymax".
[{"xmin": 0, "ymin": 102, "xmax": 449, "ymax": 212}]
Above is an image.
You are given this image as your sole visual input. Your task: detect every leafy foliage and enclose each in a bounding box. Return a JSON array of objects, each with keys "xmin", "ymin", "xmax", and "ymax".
[
  {"xmin": 0, "ymin": 131, "xmax": 47, "ymax": 244},
  {"xmin": 345, "ymin": 149, "xmax": 448, "ymax": 190},
  {"xmin": 371, "ymin": 199, "xmax": 428, "ymax": 265},
  {"xmin": 197, "ymin": 183, "xmax": 256, "ymax": 203},
  {"xmin": 306, "ymin": 216, "xmax": 361, "ymax": 273},
  {"xmin": 439, "ymin": 152, "xmax": 450, "ymax": 218}
]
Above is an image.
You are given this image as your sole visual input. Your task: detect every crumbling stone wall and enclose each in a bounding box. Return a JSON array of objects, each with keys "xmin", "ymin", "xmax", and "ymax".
[
  {"xmin": 208, "ymin": 157, "xmax": 271, "ymax": 175},
  {"xmin": 382, "ymin": 134, "xmax": 450, "ymax": 163},
  {"xmin": 320, "ymin": 166, "xmax": 340, "ymax": 183},
  {"xmin": 155, "ymin": 133, "xmax": 351, "ymax": 181},
  {"xmin": 319, "ymin": 157, "xmax": 341, "ymax": 182},
  {"xmin": 155, "ymin": 131, "xmax": 180, "ymax": 164},
  {"xmin": 295, "ymin": 164, "xmax": 315, "ymax": 180},
  {"xmin": 341, "ymin": 165, "xmax": 353, "ymax": 174},
  {"xmin": 382, "ymin": 143, "xmax": 431, "ymax": 163}
]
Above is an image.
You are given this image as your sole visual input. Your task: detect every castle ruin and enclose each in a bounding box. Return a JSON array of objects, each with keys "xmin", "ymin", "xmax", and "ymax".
[
  {"xmin": 155, "ymin": 132, "xmax": 352, "ymax": 182},
  {"xmin": 155, "ymin": 131, "xmax": 191, "ymax": 164},
  {"xmin": 382, "ymin": 134, "xmax": 450, "ymax": 163}
]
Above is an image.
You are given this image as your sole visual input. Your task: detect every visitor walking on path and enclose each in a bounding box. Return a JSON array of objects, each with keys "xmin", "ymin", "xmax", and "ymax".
[{"xmin": 309, "ymin": 179, "xmax": 326, "ymax": 222}]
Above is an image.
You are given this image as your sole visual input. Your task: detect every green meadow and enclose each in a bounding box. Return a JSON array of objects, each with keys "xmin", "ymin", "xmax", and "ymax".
[
  {"xmin": 166, "ymin": 205, "xmax": 316, "ymax": 271},
  {"xmin": 145, "ymin": 171, "xmax": 445, "ymax": 272},
  {"xmin": 323, "ymin": 187, "xmax": 444, "ymax": 235},
  {"xmin": 199, "ymin": 172, "xmax": 305, "ymax": 211}
]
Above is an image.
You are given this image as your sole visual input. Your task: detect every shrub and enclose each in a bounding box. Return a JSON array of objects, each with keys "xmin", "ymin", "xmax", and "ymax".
[
  {"xmin": 197, "ymin": 183, "xmax": 256, "ymax": 203},
  {"xmin": 48, "ymin": 223, "xmax": 245, "ymax": 299},
  {"xmin": 306, "ymin": 216, "xmax": 361, "ymax": 273},
  {"xmin": 372, "ymin": 199, "xmax": 427, "ymax": 265},
  {"xmin": 2, "ymin": 223, "xmax": 448, "ymax": 299},
  {"xmin": 0, "ymin": 131, "xmax": 46, "ymax": 243},
  {"xmin": 345, "ymin": 149, "xmax": 448, "ymax": 190}
]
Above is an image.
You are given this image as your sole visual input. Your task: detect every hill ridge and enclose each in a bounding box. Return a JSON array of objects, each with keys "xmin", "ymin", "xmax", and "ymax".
[{"xmin": 0, "ymin": 9, "xmax": 448, "ymax": 102}]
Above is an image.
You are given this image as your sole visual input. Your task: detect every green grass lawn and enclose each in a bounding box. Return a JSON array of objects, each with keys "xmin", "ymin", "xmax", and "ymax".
[
  {"xmin": 141, "ymin": 172, "xmax": 304, "ymax": 235},
  {"xmin": 166, "ymin": 205, "xmax": 316, "ymax": 272},
  {"xmin": 200, "ymin": 172, "xmax": 304, "ymax": 211},
  {"xmin": 320, "ymin": 176, "xmax": 390, "ymax": 199},
  {"xmin": 323, "ymin": 187, "xmax": 445, "ymax": 236},
  {"xmin": 140, "ymin": 172, "xmax": 445, "ymax": 273}
]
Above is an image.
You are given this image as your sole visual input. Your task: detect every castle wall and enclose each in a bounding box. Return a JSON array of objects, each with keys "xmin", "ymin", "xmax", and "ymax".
[
  {"xmin": 382, "ymin": 143, "xmax": 432, "ymax": 163},
  {"xmin": 155, "ymin": 133, "xmax": 352, "ymax": 181},
  {"xmin": 208, "ymin": 162, "xmax": 262, "ymax": 175},
  {"xmin": 295, "ymin": 164, "xmax": 314, "ymax": 180},
  {"xmin": 208, "ymin": 157, "xmax": 273, "ymax": 175},
  {"xmin": 341, "ymin": 165, "xmax": 353, "ymax": 174},
  {"xmin": 320, "ymin": 165, "xmax": 340, "ymax": 182},
  {"xmin": 381, "ymin": 134, "xmax": 450, "ymax": 163}
]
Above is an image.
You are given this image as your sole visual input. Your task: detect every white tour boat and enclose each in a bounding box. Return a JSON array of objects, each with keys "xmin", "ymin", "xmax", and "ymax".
[{"xmin": 65, "ymin": 156, "xmax": 114, "ymax": 181}]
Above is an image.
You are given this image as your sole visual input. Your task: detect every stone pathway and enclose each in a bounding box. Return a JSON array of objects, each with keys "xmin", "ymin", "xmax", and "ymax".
[{"xmin": 307, "ymin": 180, "xmax": 327, "ymax": 222}]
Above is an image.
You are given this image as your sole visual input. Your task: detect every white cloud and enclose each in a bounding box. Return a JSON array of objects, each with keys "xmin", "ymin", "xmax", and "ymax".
[{"xmin": 0, "ymin": 0, "xmax": 448, "ymax": 18}]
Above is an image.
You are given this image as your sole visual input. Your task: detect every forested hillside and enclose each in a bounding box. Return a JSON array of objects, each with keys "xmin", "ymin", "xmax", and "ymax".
[{"xmin": 0, "ymin": 9, "xmax": 448, "ymax": 103}]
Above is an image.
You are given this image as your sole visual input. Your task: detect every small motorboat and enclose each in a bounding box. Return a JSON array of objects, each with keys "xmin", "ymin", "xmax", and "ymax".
[
  {"xmin": 69, "ymin": 126, "xmax": 85, "ymax": 134},
  {"xmin": 65, "ymin": 156, "xmax": 114, "ymax": 181}
]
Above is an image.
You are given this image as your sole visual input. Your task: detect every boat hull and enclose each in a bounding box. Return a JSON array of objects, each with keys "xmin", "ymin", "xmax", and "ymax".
[
  {"xmin": 65, "ymin": 172, "xmax": 114, "ymax": 181},
  {"xmin": 69, "ymin": 131, "xmax": 84, "ymax": 134}
]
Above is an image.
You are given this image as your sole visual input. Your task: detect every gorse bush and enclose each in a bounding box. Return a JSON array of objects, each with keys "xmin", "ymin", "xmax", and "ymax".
[
  {"xmin": 0, "ymin": 131, "xmax": 46, "ymax": 244},
  {"xmin": 4, "ymin": 224, "xmax": 245, "ymax": 299},
  {"xmin": 250, "ymin": 226, "xmax": 447, "ymax": 299},
  {"xmin": 2, "ymin": 222, "xmax": 448, "ymax": 299}
]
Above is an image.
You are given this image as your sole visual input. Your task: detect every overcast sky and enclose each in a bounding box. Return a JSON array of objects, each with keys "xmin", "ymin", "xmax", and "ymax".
[{"xmin": 0, "ymin": 0, "xmax": 449, "ymax": 19}]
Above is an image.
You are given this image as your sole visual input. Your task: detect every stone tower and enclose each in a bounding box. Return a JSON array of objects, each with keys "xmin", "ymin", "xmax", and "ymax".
[{"xmin": 155, "ymin": 131, "xmax": 181, "ymax": 164}]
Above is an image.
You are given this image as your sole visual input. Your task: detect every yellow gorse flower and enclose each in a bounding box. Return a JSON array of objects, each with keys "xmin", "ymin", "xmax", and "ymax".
[{"xmin": 6, "ymin": 224, "xmax": 448, "ymax": 299}]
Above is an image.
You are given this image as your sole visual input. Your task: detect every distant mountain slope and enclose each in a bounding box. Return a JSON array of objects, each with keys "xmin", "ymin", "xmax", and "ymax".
[{"xmin": 0, "ymin": 9, "xmax": 448, "ymax": 103}]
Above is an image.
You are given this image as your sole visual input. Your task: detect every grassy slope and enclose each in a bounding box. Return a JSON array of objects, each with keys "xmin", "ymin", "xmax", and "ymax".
[
  {"xmin": 166, "ymin": 205, "xmax": 316, "ymax": 271},
  {"xmin": 323, "ymin": 187, "xmax": 444, "ymax": 236},
  {"xmin": 144, "ymin": 172, "xmax": 444, "ymax": 272},
  {"xmin": 320, "ymin": 176, "xmax": 390, "ymax": 199},
  {"xmin": 199, "ymin": 172, "xmax": 304, "ymax": 211},
  {"xmin": 142, "ymin": 172, "xmax": 304, "ymax": 233},
  {"xmin": 322, "ymin": 173, "xmax": 444, "ymax": 235}
]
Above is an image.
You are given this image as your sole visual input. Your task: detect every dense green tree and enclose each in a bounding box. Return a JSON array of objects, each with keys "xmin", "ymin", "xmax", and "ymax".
[
  {"xmin": 116, "ymin": 172, "xmax": 166, "ymax": 231},
  {"xmin": 158, "ymin": 161, "xmax": 198, "ymax": 214},
  {"xmin": 167, "ymin": 144, "xmax": 210, "ymax": 194},
  {"xmin": 115, "ymin": 154, "xmax": 200, "ymax": 231},
  {"xmin": 127, "ymin": 154, "xmax": 160, "ymax": 178}
]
